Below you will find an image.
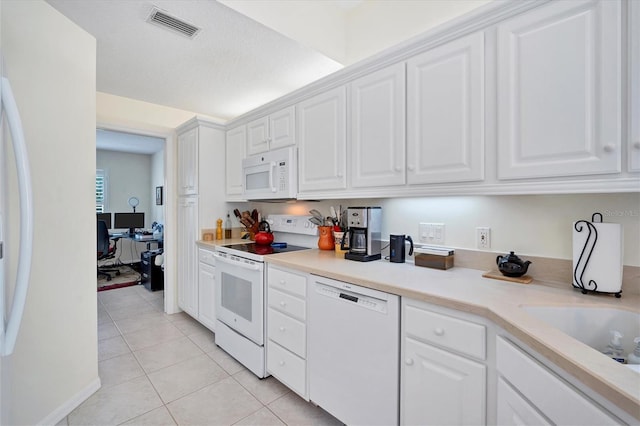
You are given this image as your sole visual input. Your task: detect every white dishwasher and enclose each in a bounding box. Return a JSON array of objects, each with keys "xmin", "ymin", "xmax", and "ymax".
[{"xmin": 309, "ymin": 275, "xmax": 400, "ymax": 426}]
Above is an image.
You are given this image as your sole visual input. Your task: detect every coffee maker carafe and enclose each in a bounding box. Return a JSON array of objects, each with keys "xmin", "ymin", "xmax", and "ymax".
[{"xmin": 342, "ymin": 207, "xmax": 382, "ymax": 262}]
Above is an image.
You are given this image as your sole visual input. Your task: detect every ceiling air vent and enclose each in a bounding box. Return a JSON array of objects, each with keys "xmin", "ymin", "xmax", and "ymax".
[{"xmin": 147, "ymin": 7, "xmax": 200, "ymax": 39}]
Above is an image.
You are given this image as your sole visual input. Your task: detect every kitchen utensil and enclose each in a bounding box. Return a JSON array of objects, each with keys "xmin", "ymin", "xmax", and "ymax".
[
  {"xmin": 389, "ymin": 234, "xmax": 413, "ymax": 263},
  {"xmin": 255, "ymin": 220, "xmax": 274, "ymax": 245},
  {"xmin": 496, "ymin": 251, "xmax": 531, "ymax": 277},
  {"xmin": 309, "ymin": 216, "xmax": 323, "ymax": 226}
]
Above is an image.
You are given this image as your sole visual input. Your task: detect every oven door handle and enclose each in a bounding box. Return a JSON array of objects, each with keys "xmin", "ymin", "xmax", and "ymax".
[{"xmin": 213, "ymin": 252, "xmax": 261, "ymax": 271}]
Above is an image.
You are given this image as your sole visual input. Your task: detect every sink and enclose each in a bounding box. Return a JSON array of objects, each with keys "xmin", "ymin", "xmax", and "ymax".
[{"xmin": 521, "ymin": 305, "xmax": 640, "ymax": 357}]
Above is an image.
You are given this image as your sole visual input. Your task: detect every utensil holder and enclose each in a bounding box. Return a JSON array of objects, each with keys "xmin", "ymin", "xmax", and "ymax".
[{"xmin": 318, "ymin": 226, "xmax": 335, "ymax": 250}]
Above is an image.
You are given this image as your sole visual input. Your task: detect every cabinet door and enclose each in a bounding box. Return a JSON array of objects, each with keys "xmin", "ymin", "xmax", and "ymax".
[
  {"xmin": 630, "ymin": 0, "xmax": 640, "ymax": 172},
  {"xmin": 497, "ymin": 0, "xmax": 621, "ymax": 179},
  {"xmin": 407, "ymin": 32, "xmax": 484, "ymax": 184},
  {"xmin": 497, "ymin": 377, "xmax": 551, "ymax": 426},
  {"xmin": 246, "ymin": 116, "xmax": 269, "ymax": 156},
  {"xmin": 177, "ymin": 127, "xmax": 198, "ymax": 195},
  {"xmin": 177, "ymin": 197, "xmax": 198, "ymax": 317},
  {"xmin": 198, "ymin": 262, "xmax": 216, "ymax": 331},
  {"xmin": 226, "ymin": 126, "xmax": 246, "ymax": 197},
  {"xmin": 270, "ymin": 106, "xmax": 296, "ymax": 150},
  {"xmin": 402, "ymin": 337, "xmax": 486, "ymax": 425},
  {"xmin": 351, "ymin": 63, "xmax": 406, "ymax": 188},
  {"xmin": 298, "ymin": 86, "xmax": 347, "ymax": 192}
]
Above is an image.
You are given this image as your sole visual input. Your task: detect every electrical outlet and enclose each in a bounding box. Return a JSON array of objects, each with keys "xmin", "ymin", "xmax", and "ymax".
[
  {"xmin": 419, "ymin": 223, "xmax": 445, "ymax": 244},
  {"xmin": 476, "ymin": 227, "xmax": 491, "ymax": 249}
]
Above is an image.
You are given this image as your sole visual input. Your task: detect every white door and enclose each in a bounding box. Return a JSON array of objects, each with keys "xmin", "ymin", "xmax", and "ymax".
[
  {"xmin": 269, "ymin": 106, "xmax": 296, "ymax": 151},
  {"xmin": 214, "ymin": 253, "xmax": 264, "ymax": 345},
  {"xmin": 407, "ymin": 32, "xmax": 485, "ymax": 184},
  {"xmin": 177, "ymin": 127, "xmax": 198, "ymax": 195},
  {"xmin": 402, "ymin": 337, "xmax": 486, "ymax": 425},
  {"xmin": 177, "ymin": 197, "xmax": 198, "ymax": 317},
  {"xmin": 297, "ymin": 86, "xmax": 347, "ymax": 192},
  {"xmin": 246, "ymin": 116, "xmax": 269, "ymax": 156},
  {"xmin": 497, "ymin": 377, "xmax": 551, "ymax": 426},
  {"xmin": 497, "ymin": 0, "xmax": 621, "ymax": 179},
  {"xmin": 225, "ymin": 125, "xmax": 246, "ymax": 197},
  {"xmin": 629, "ymin": 0, "xmax": 640, "ymax": 172},
  {"xmin": 351, "ymin": 63, "xmax": 406, "ymax": 188},
  {"xmin": 407, "ymin": 33, "xmax": 485, "ymax": 184},
  {"xmin": 198, "ymin": 262, "xmax": 216, "ymax": 331}
]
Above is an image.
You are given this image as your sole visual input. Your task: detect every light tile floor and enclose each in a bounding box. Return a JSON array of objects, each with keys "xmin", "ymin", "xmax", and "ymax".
[{"xmin": 58, "ymin": 285, "xmax": 342, "ymax": 426}]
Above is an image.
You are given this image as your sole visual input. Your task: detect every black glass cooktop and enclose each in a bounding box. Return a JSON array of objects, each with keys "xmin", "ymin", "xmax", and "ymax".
[{"xmin": 222, "ymin": 243, "xmax": 310, "ymax": 256}]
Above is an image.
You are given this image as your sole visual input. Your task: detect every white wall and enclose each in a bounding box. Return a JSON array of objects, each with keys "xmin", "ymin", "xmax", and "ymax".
[
  {"xmin": 1, "ymin": 1, "xmax": 99, "ymax": 424},
  {"xmin": 251, "ymin": 192, "xmax": 640, "ymax": 267},
  {"xmin": 345, "ymin": 0, "xmax": 491, "ymax": 64},
  {"xmin": 96, "ymin": 150, "xmax": 152, "ymax": 228}
]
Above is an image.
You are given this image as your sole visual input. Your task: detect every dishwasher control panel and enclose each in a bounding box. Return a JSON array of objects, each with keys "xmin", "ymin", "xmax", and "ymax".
[{"xmin": 314, "ymin": 280, "xmax": 388, "ymax": 314}]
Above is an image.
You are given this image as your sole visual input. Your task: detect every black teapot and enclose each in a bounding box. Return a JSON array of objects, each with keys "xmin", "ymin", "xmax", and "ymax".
[{"xmin": 496, "ymin": 251, "xmax": 532, "ymax": 277}]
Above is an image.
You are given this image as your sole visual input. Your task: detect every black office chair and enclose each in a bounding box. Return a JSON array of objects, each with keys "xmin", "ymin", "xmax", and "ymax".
[{"xmin": 97, "ymin": 220, "xmax": 120, "ymax": 281}]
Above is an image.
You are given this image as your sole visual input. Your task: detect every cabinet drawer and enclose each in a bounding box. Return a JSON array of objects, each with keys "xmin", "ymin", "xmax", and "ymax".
[
  {"xmin": 268, "ymin": 308, "xmax": 306, "ymax": 358},
  {"xmin": 198, "ymin": 248, "xmax": 216, "ymax": 266},
  {"xmin": 267, "ymin": 340, "xmax": 306, "ymax": 398},
  {"xmin": 497, "ymin": 336, "xmax": 619, "ymax": 425},
  {"xmin": 405, "ymin": 304, "xmax": 485, "ymax": 360},
  {"xmin": 268, "ymin": 287, "xmax": 306, "ymax": 321},
  {"xmin": 268, "ymin": 267, "xmax": 306, "ymax": 297}
]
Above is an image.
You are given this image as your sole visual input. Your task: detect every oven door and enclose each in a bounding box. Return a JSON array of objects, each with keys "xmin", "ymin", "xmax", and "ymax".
[{"xmin": 214, "ymin": 252, "xmax": 264, "ymax": 345}]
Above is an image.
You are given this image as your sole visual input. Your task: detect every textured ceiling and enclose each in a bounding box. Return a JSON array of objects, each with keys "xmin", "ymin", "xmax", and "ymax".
[{"xmin": 46, "ymin": 0, "xmax": 344, "ymax": 121}]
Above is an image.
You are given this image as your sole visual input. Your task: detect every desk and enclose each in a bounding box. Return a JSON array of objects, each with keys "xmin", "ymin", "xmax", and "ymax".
[{"xmin": 110, "ymin": 233, "xmax": 163, "ymax": 251}]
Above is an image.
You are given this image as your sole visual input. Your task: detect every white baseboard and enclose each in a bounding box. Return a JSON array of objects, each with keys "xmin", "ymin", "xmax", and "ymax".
[{"xmin": 38, "ymin": 377, "xmax": 101, "ymax": 425}]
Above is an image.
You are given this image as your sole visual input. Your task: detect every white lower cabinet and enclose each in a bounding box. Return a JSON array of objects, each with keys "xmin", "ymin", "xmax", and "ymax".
[
  {"xmin": 496, "ymin": 335, "xmax": 622, "ymax": 425},
  {"xmin": 402, "ymin": 298, "xmax": 488, "ymax": 425},
  {"xmin": 266, "ymin": 265, "xmax": 308, "ymax": 398},
  {"xmin": 197, "ymin": 247, "xmax": 216, "ymax": 332}
]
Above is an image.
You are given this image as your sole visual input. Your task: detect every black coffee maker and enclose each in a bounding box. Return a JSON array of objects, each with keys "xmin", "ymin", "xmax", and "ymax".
[
  {"xmin": 389, "ymin": 234, "xmax": 414, "ymax": 263},
  {"xmin": 342, "ymin": 207, "xmax": 382, "ymax": 262}
]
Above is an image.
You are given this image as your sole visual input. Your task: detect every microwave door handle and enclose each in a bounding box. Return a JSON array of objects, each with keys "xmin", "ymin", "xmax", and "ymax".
[{"xmin": 270, "ymin": 161, "xmax": 277, "ymax": 193}]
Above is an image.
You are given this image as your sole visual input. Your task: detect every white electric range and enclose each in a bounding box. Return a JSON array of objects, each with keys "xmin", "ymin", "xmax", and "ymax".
[{"xmin": 214, "ymin": 215, "xmax": 315, "ymax": 377}]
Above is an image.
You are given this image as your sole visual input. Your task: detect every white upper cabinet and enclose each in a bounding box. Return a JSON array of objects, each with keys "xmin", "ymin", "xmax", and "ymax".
[
  {"xmin": 497, "ymin": 0, "xmax": 621, "ymax": 179},
  {"xmin": 246, "ymin": 106, "xmax": 296, "ymax": 156},
  {"xmin": 226, "ymin": 125, "xmax": 246, "ymax": 199},
  {"xmin": 350, "ymin": 63, "xmax": 406, "ymax": 188},
  {"xmin": 177, "ymin": 127, "xmax": 199, "ymax": 196},
  {"xmin": 298, "ymin": 86, "xmax": 347, "ymax": 192},
  {"xmin": 629, "ymin": 0, "xmax": 640, "ymax": 173},
  {"xmin": 407, "ymin": 32, "xmax": 485, "ymax": 185}
]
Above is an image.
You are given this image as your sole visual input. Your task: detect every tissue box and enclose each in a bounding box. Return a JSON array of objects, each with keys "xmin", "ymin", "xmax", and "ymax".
[{"xmin": 415, "ymin": 253, "xmax": 454, "ymax": 270}]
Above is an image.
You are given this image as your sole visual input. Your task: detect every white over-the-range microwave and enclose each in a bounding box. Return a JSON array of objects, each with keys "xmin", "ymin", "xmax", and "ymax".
[{"xmin": 242, "ymin": 146, "xmax": 297, "ymax": 200}]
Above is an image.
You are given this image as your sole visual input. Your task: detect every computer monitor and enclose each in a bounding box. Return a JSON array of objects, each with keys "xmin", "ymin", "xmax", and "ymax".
[
  {"xmin": 114, "ymin": 212, "xmax": 145, "ymax": 235},
  {"xmin": 97, "ymin": 212, "xmax": 112, "ymax": 229}
]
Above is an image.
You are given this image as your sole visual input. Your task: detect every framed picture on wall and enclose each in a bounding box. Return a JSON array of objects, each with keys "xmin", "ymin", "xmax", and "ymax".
[{"xmin": 156, "ymin": 186, "xmax": 163, "ymax": 205}]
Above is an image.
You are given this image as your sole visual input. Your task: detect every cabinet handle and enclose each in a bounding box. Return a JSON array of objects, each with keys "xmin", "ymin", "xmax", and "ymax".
[
  {"xmin": 434, "ymin": 327, "xmax": 445, "ymax": 336},
  {"xmin": 394, "ymin": 166, "xmax": 403, "ymax": 172},
  {"xmin": 280, "ymin": 280, "xmax": 286, "ymax": 286},
  {"xmin": 603, "ymin": 143, "xmax": 616, "ymax": 153},
  {"xmin": 633, "ymin": 142, "xmax": 640, "ymax": 150},
  {"xmin": 279, "ymin": 326, "xmax": 286, "ymax": 332},
  {"xmin": 405, "ymin": 358, "xmax": 414, "ymax": 366},
  {"xmin": 280, "ymin": 301, "xmax": 287, "ymax": 307},
  {"xmin": 407, "ymin": 165, "xmax": 415, "ymax": 172},
  {"xmin": 279, "ymin": 360, "xmax": 285, "ymax": 366},
  {"xmin": 337, "ymin": 172, "xmax": 343, "ymax": 178}
]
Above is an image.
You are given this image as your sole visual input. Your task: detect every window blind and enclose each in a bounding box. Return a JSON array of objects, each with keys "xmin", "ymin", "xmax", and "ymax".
[{"xmin": 96, "ymin": 169, "xmax": 106, "ymax": 213}]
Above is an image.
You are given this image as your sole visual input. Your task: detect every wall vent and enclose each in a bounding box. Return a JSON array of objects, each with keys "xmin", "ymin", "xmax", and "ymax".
[{"xmin": 147, "ymin": 7, "xmax": 200, "ymax": 39}]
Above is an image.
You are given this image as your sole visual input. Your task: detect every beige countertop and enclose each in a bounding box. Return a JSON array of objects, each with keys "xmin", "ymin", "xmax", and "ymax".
[{"xmin": 195, "ymin": 241, "xmax": 639, "ymax": 420}]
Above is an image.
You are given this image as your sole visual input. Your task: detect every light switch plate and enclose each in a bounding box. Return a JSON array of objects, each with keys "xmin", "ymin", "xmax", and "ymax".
[{"xmin": 419, "ymin": 223, "xmax": 445, "ymax": 244}]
